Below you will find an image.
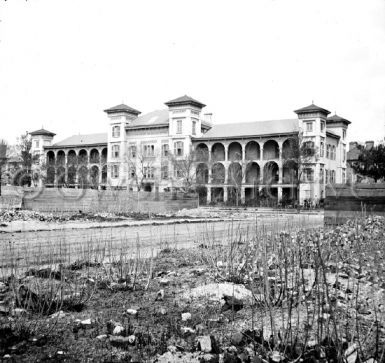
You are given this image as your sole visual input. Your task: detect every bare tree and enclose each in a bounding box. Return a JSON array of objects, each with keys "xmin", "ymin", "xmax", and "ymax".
[
  {"xmin": 126, "ymin": 146, "xmax": 158, "ymax": 191},
  {"xmin": 15, "ymin": 132, "xmax": 40, "ymax": 186},
  {"xmin": 281, "ymin": 132, "xmax": 317, "ymax": 204},
  {"xmin": 0, "ymin": 139, "xmax": 8, "ymax": 196}
]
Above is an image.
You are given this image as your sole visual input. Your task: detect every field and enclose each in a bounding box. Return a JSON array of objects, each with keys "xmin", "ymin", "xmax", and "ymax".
[{"xmin": 0, "ymin": 209, "xmax": 384, "ymax": 362}]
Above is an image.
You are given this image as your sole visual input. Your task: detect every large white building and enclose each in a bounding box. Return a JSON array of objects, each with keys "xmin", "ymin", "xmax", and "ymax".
[{"xmin": 38, "ymin": 95, "xmax": 350, "ymax": 205}]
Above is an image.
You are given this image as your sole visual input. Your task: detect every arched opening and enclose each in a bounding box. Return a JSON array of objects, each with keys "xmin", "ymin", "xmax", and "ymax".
[
  {"xmin": 101, "ymin": 165, "xmax": 107, "ymax": 185},
  {"xmin": 212, "ymin": 187, "xmax": 224, "ymax": 203},
  {"xmin": 46, "ymin": 166, "xmax": 55, "ymax": 185},
  {"xmin": 245, "ymin": 141, "xmax": 260, "ymax": 160},
  {"xmin": 228, "ymin": 162, "xmax": 242, "ymax": 186},
  {"xmin": 57, "ymin": 150, "xmax": 65, "ymax": 165},
  {"xmin": 90, "ymin": 165, "xmax": 99, "ymax": 189},
  {"xmin": 263, "ymin": 140, "xmax": 279, "ymax": 160},
  {"xmin": 101, "ymin": 148, "xmax": 108, "ymax": 164},
  {"xmin": 196, "ymin": 186, "xmax": 207, "ymax": 205},
  {"xmin": 228, "ymin": 142, "xmax": 242, "ymax": 161},
  {"xmin": 57, "ymin": 166, "xmax": 66, "ymax": 187},
  {"xmin": 196, "ymin": 163, "xmax": 209, "ymax": 184},
  {"xmin": 68, "ymin": 150, "xmax": 77, "ymax": 165},
  {"xmin": 245, "ymin": 162, "xmax": 260, "ymax": 184},
  {"xmin": 211, "ymin": 143, "xmax": 225, "ymax": 161},
  {"xmin": 67, "ymin": 165, "xmax": 76, "ymax": 186},
  {"xmin": 282, "ymin": 160, "xmax": 298, "ymax": 184},
  {"xmin": 47, "ymin": 151, "xmax": 55, "ymax": 166},
  {"xmin": 78, "ymin": 149, "xmax": 88, "ymax": 165},
  {"xmin": 90, "ymin": 149, "xmax": 100, "ymax": 164},
  {"xmin": 211, "ymin": 163, "xmax": 225, "ymax": 184},
  {"xmin": 263, "ymin": 161, "xmax": 279, "ymax": 184},
  {"xmin": 282, "ymin": 138, "xmax": 298, "ymax": 160},
  {"xmin": 195, "ymin": 143, "xmax": 209, "ymax": 162},
  {"xmin": 78, "ymin": 166, "xmax": 88, "ymax": 188}
]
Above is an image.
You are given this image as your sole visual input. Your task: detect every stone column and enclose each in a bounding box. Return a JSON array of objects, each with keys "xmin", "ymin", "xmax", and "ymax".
[
  {"xmin": 207, "ymin": 186, "xmax": 211, "ymax": 204},
  {"xmin": 224, "ymin": 144, "xmax": 228, "ymax": 162},
  {"xmin": 242, "ymin": 144, "xmax": 246, "ymax": 162},
  {"xmin": 278, "ymin": 186, "xmax": 283, "ymax": 202},
  {"xmin": 223, "ymin": 186, "xmax": 228, "ymax": 202},
  {"xmin": 208, "ymin": 166, "xmax": 212, "ymax": 184}
]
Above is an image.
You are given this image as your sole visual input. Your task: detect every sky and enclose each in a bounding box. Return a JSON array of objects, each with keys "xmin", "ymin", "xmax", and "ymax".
[{"xmin": 0, "ymin": 0, "xmax": 384, "ymax": 146}]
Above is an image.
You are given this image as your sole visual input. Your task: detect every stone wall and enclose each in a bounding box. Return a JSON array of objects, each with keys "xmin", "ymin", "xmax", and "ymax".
[
  {"xmin": 1, "ymin": 187, "xmax": 198, "ymax": 214},
  {"xmin": 325, "ymin": 183, "xmax": 385, "ymax": 224}
]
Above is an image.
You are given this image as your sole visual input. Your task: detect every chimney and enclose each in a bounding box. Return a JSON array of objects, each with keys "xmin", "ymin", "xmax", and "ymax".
[
  {"xmin": 204, "ymin": 113, "xmax": 213, "ymax": 123},
  {"xmin": 349, "ymin": 141, "xmax": 358, "ymax": 151},
  {"xmin": 365, "ymin": 141, "xmax": 374, "ymax": 150}
]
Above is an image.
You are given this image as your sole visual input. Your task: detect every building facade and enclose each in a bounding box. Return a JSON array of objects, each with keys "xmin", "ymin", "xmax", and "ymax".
[{"xmin": 41, "ymin": 96, "xmax": 350, "ymax": 205}]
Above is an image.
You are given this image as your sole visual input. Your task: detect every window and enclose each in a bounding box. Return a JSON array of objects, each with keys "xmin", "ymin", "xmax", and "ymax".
[
  {"xmin": 192, "ymin": 120, "xmax": 196, "ymax": 135},
  {"xmin": 129, "ymin": 145, "xmax": 137, "ymax": 158},
  {"xmin": 326, "ymin": 144, "xmax": 330, "ymax": 159},
  {"xmin": 35, "ymin": 140, "xmax": 39, "ymax": 148},
  {"xmin": 303, "ymin": 168, "xmax": 314, "ymax": 182},
  {"xmin": 306, "ymin": 122, "xmax": 313, "ymax": 132},
  {"xmin": 143, "ymin": 144, "xmax": 155, "ymax": 157},
  {"xmin": 112, "ymin": 144, "xmax": 120, "ymax": 158},
  {"xmin": 161, "ymin": 164, "xmax": 168, "ymax": 179},
  {"xmin": 320, "ymin": 137, "xmax": 325, "ymax": 157},
  {"xmin": 162, "ymin": 144, "xmax": 169, "ymax": 157},
  {"xmin": 112, "ymin": 165, "xmax": 119, "ymax": 178},
  {"xmin": 174, "ymin": 162, "xmax": 184, "ymax": 178},
  {"xmin": 332, "ymin": 146, "xmax": 336, "ymax": 160},
  {"xmin": 144, "ymin": 167, "xmax": 154, "ymax": 179},
  {"xmin": 176, "ymin": 120, "xmax": 182, "ymax": 134},
  {"xmin": 342, "ymin": 170, "xmax": 346, "ymax": 184},
  {"xmin": 174, "ymin": 141, "xmax": 184, "ymax": 156},
  {"xmin": 331, "ymin": 170, "xmax": 335, "ymax": 183},
  {"xmin": 321, "ymin": 121, "xmax": 325, "ymax": 132},
  {"xmin": 325, "ymin": 169, "xmax": 329, "ymax": 184},
  {"xmin": 343, "ymin": 129, "xmax": 346, "ymax": 140},
  {"xmin": 112, "ymin": 125, "xmax": 120, "ymax": 138},
  {"xmin": 319, "ymin": 167, "xmax": 324, "ymax": 184},
  {"xmin": 130, "ymin": 167, "xmax": 136, "ymax": 178},
  {"xmin": 343, "ymin": 145, "xmax": 346, "ymax": 162}
]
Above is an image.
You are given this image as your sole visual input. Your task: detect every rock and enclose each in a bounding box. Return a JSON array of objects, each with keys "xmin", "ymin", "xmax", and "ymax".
[
  {"xmin": 222, "ymin": 295, "xmax": 243, "ymax": 312},
  {"xmin": 112, "ymin": 325, "xmax": 125, "ymax": 336},
  {"xmin": 109, "ymin": 336, "xmax": 133, "ymax": 348},
  {"xmin": 159, "ymin": 278, "xmax": 170, "ymax": 286},
  {"xmin": 50, "ymin": 310, "xmax": 66, "ymax": 319},
  {"xmin": 197, "ymin": 336, "xmax": 212, "ymax": 353},
  {"xmin": 0, "ymin": 282, "xmax": 7, "ymax": 293},
  {"xmin": 270, "ymin": 351, "xmax": 284, "ymax": 362},
  {"xmin": 12, "ymin": 308, "xmax": 27, "ymax": 317},
  {"xmin": 195, "ymin": 323, "xmax": 206, "ymax": 334},
  {"xmin": 80, "ymin": 318, "xmax": 93, "ymax": 327},
  {"xmin": 231, "ymin": 332, "xmax": 244, "ymax": 346},
  {"xmin": 181, "ymin": 312, "xmax": 191, "ymax": 321},
  {"xmin": 128, "ymin": 335, "xmax": 136, "ymax": 344},
  {"xmin": 181, "ymin": 326, "xmax": 195, "ymax": 335},
  {"xmin": 126, "ymin": 308, "xmax": 138, "ymax": 316},
  {"xmin": 96, "ymin": 334, "xmax": 108, "ymax": 341},
  {"xmin": 156, "ymin": 289, "xmax": 165, "ymax": 301}
]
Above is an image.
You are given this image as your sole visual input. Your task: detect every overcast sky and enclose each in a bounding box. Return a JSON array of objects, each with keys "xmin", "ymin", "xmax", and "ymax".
[{"xmin": 1, "ymin": 0, "xmax": 384, "ymax": 145}]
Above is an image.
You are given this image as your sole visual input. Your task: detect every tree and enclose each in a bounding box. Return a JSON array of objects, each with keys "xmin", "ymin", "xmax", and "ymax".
[
  {"xmin": 0, "ymin": 139, "xmax": 8, "ymax": 196},
  {"xmin": 281, "ymin": 133, "xmax": 317, "ymax": 204},
  {"xmin": 126, "ymin": 146, "xmax": 158, "ymax": 192},
  {"xmin": 350, "ymin": 144, "xmax": 385, "ymax": 182},
  {"xmin": 15, "ymin": 132, "xmax": 39, "ymax": 186}
]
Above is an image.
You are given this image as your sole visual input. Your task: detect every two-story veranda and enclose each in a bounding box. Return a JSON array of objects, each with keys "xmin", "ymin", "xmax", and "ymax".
[{"xmin": 192, "ymin": 118, "xmax": 300, "ymax": 205}]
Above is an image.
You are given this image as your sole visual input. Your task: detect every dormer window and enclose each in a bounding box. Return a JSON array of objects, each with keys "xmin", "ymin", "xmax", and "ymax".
[{"xmin": 112, "ymin": 126, "xmax": 120, "ymax": 138}]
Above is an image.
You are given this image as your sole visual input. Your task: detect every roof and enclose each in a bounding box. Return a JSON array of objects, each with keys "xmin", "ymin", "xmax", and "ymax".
[
  {"xmin": 125, "ymin": 109, "xmax": 212, "ymax": 130},
  {"xmin": 104, "ymin": 104, "xmax": 141, "ymax": 116},
  {"xmin": 29, "ymin": 128, "xmax": 56, "ymax": 137},
  {"xmin": 198, "ymin": 119, "xmax": 299, "ymax": 140},
  {"xmin": 48, "ymin": 133, "xmax": 107, "ymax": 148},
  {"xmin": 326, "ymin": 130, "xmax": 341, "ymax": 140},
  {"xmin": 347, "ymin": 148, "xmax": 361, "ymax": 161},
  {"xmin": 327, "ymin": 114, "xmax": 351, "ymax": 125},
  {"xmin": 126, "ymin": 109, "xmax": 169, "ymax": 129},
  {"xmin": 165, "ymin": 95, "xmax": 206, "ymax": 109},
  {"xmin": 294, "ymin": 104, "xmax": 331, "ymax": 115}
]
